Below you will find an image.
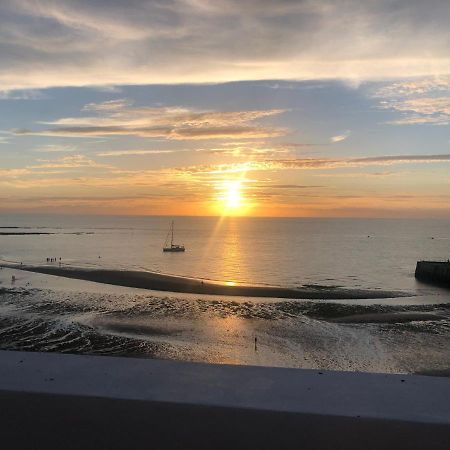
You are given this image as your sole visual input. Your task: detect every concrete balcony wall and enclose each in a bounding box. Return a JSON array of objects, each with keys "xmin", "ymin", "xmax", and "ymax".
[{"xmin": 0, "ymin": 350, "xmax": 449, "ymax": 449}]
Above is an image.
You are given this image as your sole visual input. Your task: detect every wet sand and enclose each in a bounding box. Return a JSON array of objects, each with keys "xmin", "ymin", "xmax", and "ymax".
[
  {"xmin": 330, "ymin": 311, "xmax": 447, "ymax": 323},
  {"xmin": 1, "ymin": 265, "xmax": 450, "ymax": 374},
  {"xmin": 2, "ymin": 263, "xmax": 408, "ymax": 300}
]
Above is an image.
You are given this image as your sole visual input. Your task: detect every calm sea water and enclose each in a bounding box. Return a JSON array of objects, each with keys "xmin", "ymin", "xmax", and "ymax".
[
  {"xmin": 1, "ymin": 214, "xmax": 449, "ymax": 294},
  {"xmin": 1, "ymin": 214, "xmax": 450, "ymax": 373}
]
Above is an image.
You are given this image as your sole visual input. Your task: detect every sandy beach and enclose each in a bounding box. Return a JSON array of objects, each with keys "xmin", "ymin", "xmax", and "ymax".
[{"xmin": 1, "ymin": 263, "xmax": 409, "ymax": 300}]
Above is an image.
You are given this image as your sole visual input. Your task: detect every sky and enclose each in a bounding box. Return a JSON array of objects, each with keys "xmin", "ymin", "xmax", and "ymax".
[{"xmin": 1, "ymin": 0, "xmax": 450, "ymax": 218}]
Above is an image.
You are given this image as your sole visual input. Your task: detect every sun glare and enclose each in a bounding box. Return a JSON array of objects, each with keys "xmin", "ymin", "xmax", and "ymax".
[
  {"xmin": 217, "ymin": 180, "xmax": 246, "ymax": 215},
  {"xmin": 225, "ymin": 181, "xmax": 242, "ymax": 208}
]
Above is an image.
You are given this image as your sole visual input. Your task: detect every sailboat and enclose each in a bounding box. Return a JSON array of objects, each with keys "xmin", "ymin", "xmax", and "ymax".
[{"xmin": 163, "ymin": 220, "xmax": 185, "ymax": 252}]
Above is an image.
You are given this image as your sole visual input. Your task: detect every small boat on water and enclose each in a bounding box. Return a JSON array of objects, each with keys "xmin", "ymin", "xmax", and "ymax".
[{"xmin": 163, "ymin": 221, "xmax": 185, "ymax": 252}]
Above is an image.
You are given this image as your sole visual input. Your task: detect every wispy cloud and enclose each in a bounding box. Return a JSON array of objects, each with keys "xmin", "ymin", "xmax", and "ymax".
[
  {"xmin": 14, "ymin": 102, "xmax": 287, "ymax": 140},
  {"xmin": 96, "ymin": 149, "xmax": 187, "ymax": 157},
  {"xmin": 82, "ymin": 98, "xmax": 132, "ymax": 112},
  {"xmin": 374, "ymin": 77, "xmax": 450, "ymax": 125},
  {"xmin": 204, "ymin": 143, "xmax": 293, "ymax": 156},
  {"xmin": 330, "ymin": 130, "xmax": 351, "ymax": 143},
  {"xmin": 0, "ymin": 155, "xmax": 112, "ymax": 179},
  {"xmin": 273, "ymin": 154, "xmax": 450, "ymax": 169},
  {"xmin": 33, "ymin": 144, "xmax": 76, "ymax": 153},
  {"xmin": 178, "ymin": 154, "xmax": 450, "ymax": 176},
  {"xmin": 29, "ymin": 154, "xmax": 111, "ymax": 170},
  {"xmin": 381, "ymin": 97, "xmax": 450, "ymax": 125},
  {"xmin": 0, "ymin": 168, "xmax": 30, "ymax": 177},
  {"xmin": 3, "ymin": 152, "xmax": 449, "ymax": 185},
  {"xmin": 374, "ymin": 77, "xmax": 450, "ymax": 98},
  {"xmin": 0, "ymin": 89, "xmax": 46, "ymax": 100}
]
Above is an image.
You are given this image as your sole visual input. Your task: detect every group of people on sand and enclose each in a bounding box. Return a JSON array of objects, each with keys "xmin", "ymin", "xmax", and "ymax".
[{"xmin": 46, "ymin": 257, "xmax": 61, "ymax": 263}]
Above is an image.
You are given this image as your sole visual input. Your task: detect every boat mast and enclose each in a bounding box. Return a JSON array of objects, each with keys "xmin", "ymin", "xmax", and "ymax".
[{"xmin": 171, "ymin": 220, "xmax": 174, "ymax": 247}]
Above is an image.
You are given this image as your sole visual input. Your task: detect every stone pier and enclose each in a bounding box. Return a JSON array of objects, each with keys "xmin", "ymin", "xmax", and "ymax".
[{"xmin": 415, "ymin": 261, "xmax": 450, "ymax": 287}]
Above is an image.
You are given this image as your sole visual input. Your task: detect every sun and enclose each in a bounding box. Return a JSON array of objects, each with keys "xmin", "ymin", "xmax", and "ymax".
[
  {"xmin": 217, "ymin": 180, "xmax": 245, "ymax": 214},
  {"xmin": 225, "ymin": 181, "xmax": 242, "ymax": 209}
]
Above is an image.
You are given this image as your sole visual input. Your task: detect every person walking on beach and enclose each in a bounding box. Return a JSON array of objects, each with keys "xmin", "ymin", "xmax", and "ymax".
[{"xmin": 254, "ymin": 336, "xmax": 258, "ymax": 352}]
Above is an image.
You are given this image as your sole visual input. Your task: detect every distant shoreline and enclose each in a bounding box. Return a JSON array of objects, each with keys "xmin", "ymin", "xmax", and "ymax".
[
  {"xmin": 0, "ymin": 232, "xmax": 93, "ymax": 236},
  {"xmin": 2, "ymin": 263, "xmax": 409, "ymax": 300},
  {"xmin": 0, "ymin": 232, "xmax": 55, "ymax": 235}
]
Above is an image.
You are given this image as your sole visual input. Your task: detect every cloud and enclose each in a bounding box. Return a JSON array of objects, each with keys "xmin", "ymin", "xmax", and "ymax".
[
  {"xmin": 0, "ymin": 89, "xmax": 46, "ymax": 100},
  {"xmin": 82, "ymin": 99, "xmax": 132, "ymax": 112},
  {"xmin": 381, "ymin": 97, "xmax": 450, "ymax": 125},
  {"xmin": 31, "ymin": 155, "xmax": 97, "ymax": 169},
  {"xmin": 374, "ymin": 76, "xmax": 450, "ymax": 125},
  {"xmin": 255, "ymin": 184, "xmax": 325, "ymax": 189},
  {"xmin": 330, "ymin": 130, "xmax": 351, "ymax": 143},
  {"xmin": 317, "ymin": 171, "xmax": 399, "ymax": 178},
  {"xmin": 386, "ymin": 115, "xmax": 450, "ymax": 126},
  {"xmin": 23, "ymin": 154, "xmax": 111, "ymax": 172},
  {"xmin": 179, "ymin": 153, "xmax": 450, "ymax": 176},
  {"xmin": 0, "ymin": 168, "xmax": 30, "ymax": 177},
  {"xmin": 350, "ymin": 154, "xmax": 450, "ymax": 164},
  {"xmin": 204, "ymin": 142, "xmax": 296, "ymax": 156},
  {"xmin": 14, "ymin": 102, "xmax": 287, "ymax": 140},
  {"xmin": 96, "ymin": 149, "xmax": 186, "ymax": 157},
  {"xmin": 273, "ymin": 154, "xmax": 450, "ymax": 169},
  {"xmin": 373, "ymin": 77, "xmax": 450, "ymax": 98},
  {"xmin": 5, "ymin": 150, "xmax": 449, "ymax": 188},
  {"xmin": 33, "ymin": 144, "xmax": 76, "ymax": 153},
  {"xmin": 1, "ymin": 1, "xmax": 450, "ymax": 90}
]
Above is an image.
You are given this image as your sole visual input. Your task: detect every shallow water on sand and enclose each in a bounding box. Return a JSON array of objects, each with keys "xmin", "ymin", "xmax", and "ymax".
[{"xmin": 1, "ymin": 268, "xmax": 450, "ymax": 374}]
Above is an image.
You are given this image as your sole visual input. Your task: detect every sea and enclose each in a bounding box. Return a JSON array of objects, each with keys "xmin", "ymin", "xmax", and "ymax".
[{"xmin": 1, "ymin": 214, "xmax": 450, "ymax": 374}]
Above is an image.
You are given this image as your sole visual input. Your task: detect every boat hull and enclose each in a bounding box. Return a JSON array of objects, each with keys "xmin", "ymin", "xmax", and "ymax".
[{"xmin": 163, "ymin": 247, "xmax": 185, "ymax": 252}]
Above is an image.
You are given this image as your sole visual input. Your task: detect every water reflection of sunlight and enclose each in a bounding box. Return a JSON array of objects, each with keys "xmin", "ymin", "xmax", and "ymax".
[
  {"xmin": 205, "ymin": 316, "xmax": 248, "ymax": 365},
  {"xmin": 219, "ymin": 218, "xmax": 245, "ymax": 283},
  {"xmin": 195, "ymin": 169, "xmax": 251, "ymax": 282},
  {"xmin": 196, "ymin": 216, "xmax": 247, "ymax": 284}
]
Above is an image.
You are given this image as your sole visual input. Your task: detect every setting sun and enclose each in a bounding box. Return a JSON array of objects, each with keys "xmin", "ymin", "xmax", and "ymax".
[
  {"xmin": 225, "ymin": 181, "xmax": 242, "ymax": 209},
  {"xmin": 216, "ymin": 180, "xmax": 249, "ymax": 215}
]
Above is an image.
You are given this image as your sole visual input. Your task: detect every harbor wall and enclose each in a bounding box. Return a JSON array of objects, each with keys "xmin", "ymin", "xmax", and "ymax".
[
  {"xmin": 415, "ymin": 261, "xmax": 450, "ymax": 287},
  {"xmin": 0, "ymin": 350, "xmax": 450, "ymax": 449}
]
